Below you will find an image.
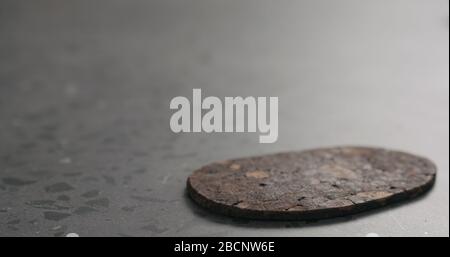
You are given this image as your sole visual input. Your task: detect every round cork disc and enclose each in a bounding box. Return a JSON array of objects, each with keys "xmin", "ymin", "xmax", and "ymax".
[{"xmin": 187, "ymin": 147, "xmax": 436, "ymax": 220}]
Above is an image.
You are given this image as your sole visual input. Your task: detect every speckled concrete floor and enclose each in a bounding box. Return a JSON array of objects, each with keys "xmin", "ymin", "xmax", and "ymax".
[{"xmin": 0, "ymin": 0, "xmax": 448, "ymax": 236}]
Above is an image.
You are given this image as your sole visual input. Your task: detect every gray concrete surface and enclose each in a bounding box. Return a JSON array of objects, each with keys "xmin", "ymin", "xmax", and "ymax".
[{"xmin": 0, "ymin": 0, "xmax": 448, "ymax": 236}]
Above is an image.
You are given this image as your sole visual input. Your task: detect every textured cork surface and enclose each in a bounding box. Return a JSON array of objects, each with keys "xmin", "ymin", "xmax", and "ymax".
[{"xmin": 188, "ymin": 147, "xmax": 436, "ymax": 220}]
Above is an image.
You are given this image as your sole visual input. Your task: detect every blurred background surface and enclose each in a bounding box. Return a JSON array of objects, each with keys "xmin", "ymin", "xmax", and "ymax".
[{"xmin": 0, "ymin": 0, "xmax": 448, "ymax": 236}]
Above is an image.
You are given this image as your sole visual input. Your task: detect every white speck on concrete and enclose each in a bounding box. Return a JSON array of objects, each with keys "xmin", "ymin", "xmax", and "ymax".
[
  {"xmin": 66, "ymin": 233, "xmax": 79, "ymax": 237},
  {"xmin": 389, "ymin": 213, "xmax": 406, "ymax": 232},
  {"xmin": 162, "ymin": 174, "xmax": 171, "ymax": 184},
  {"xmin": 365, "ymin": 232, "xmax": 379, "ymax": 237},
  {"xmin": 51, "ymin": 225, "xmax": 62, "ymax": 231},
  {"xmin": 60, "ymin": 157, "xmax": 72, "ymax": 164},
  {"xmin": 65, "ymin": 84, "xmax": 79, "ymax": 98}
]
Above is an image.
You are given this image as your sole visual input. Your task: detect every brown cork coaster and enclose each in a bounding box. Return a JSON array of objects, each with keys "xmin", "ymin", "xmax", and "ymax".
[{"xmin": 187, "ymin": 147, "xmax": 436, "ymax": 220}]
